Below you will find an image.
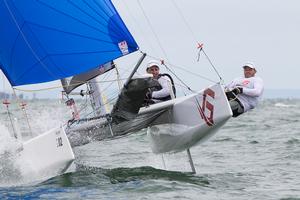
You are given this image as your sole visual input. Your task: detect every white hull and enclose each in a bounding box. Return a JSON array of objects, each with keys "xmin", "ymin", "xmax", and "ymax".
[
  {"xmin": 66, "ymin": 83, "xmax": 232, "ymax": 154},
  {"xmin": 19, "ymin": 126, "xmax": 75, "ymax": 178},
  {"xmin": 146, "ymin": 83, "xmax": 232, "ymax": 153}
]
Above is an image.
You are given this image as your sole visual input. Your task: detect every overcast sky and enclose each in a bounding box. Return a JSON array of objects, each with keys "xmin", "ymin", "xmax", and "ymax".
[
  {"xmin": 1, "ymin": 0, "xmax": 300, "ymax": 98},
  {"xmin": 113, "ymin": 0, "xmax": 300, "ymax": 90}
]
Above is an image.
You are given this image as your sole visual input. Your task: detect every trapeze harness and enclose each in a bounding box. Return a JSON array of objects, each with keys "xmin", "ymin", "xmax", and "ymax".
[
  {"xmin": 225, "ymin": 91, "xmax": 244, "ymax": 117},
  {"xmin": 226, "ymin": 76, "xmax": 264, "ymax": 117},
  {"xmin": 151, "ymin": 73, "xmax": 176, "ymax": 101}
]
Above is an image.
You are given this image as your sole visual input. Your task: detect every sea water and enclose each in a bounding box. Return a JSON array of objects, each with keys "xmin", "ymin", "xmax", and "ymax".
[{"xmin": 0, "ymin": 99, "xmax": 299, "ymax": 199}]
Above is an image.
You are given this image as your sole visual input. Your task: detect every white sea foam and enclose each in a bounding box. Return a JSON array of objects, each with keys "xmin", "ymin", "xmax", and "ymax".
[
  {"xmin": 274, "ymin": 102, "xmax": 295, "ymax": 108},
  {"xmin": 0, "ymin": 123, "xmax": 24, "ymax": 186}
]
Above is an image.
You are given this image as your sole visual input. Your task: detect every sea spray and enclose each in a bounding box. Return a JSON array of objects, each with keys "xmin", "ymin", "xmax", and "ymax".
[{"xmin": 0, "ymin": 123, "xmax": 23, "ymax": 186}]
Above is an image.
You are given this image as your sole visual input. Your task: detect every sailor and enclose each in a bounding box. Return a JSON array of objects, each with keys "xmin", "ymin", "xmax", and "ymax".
[
  {"xmin": 145, "ymin": 60, "xmax": 176, "ymax": 103},
  {"xmin": 225, "ymin": 62, "xmax": 264, "ymax": 117}
]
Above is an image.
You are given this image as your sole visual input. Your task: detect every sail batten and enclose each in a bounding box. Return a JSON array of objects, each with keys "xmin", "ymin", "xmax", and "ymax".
[
  {"xmin": 0, "ymin": 0, "xmax": 138, "ymax": 86},
  {"xmin": 33, "ymin": 1, "xmax": 123, "ymax": 40}
]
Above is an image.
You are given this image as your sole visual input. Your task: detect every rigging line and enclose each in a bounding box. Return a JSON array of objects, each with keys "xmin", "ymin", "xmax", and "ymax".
[
  {"xmin": 14, "ymin": 85, "xmax": 66, "ymax": 92},
  {"xmin": 171, "ymin": 0, "xmax": 223, "ymax": 82},
  {"xmin": 14, "ymin": 78, "xmax": 128, "ymax": 92},
  {"xmin": 172, "ymin": 0, "xmax": 198, "ymax": 42},
  {"xmin": 78, "ymin": 93, "xmax": 110, "ymax": 117},
  {"xmin": 118, "ymin": 1, "xmax": 157, "ymax": 54},
  {"xmin": 116, "ymin": 59, "xmax": 140, "ymax": 79},
  {"xmin": 201, "ymin": 49, "xmax": 223, "ymax": 83},
  {"xmin": 11, "ymin": 88, "xmax": 33, "ymax": 136},
  {"xmin": 101, "ymin": 80, "xmax": 116, "ymax": 94},
  {"xmin": 135, "ymin": 2, "xmax": 214, "ymax": 90},
  {"xmin": 101, "ymin": 67, "xmax": 114, "ymax": 81},
  {"xmin": 99, "ymin": 0, "xmax": 135, "ymax": 40},
  {"xmin": 147, "ymin": 54, "xmax": 217, "ymax": 84},
  {"xmin": 136, "ymin": 0, "xmax": 170, "ymax": 61},
  {"xmin": 72, "ymin": 85, "xmax": 90, "ymax": 114},
  {"xmin": 78, "ymin": 95, "xmax": 118, "ymax": 120},
  {"xmin": 66, "ymin": 84, "xmax": 118, "ymax": 117},
  {"xmin": 87, "ymin": 79, "xmax": 115, "ymax": 103},
  {"xmin": 114, "ymin": 65, "xmax": 123, "ymax": 91},
  {"xmin": 174, "ymin": 82, "xmax": 190, "ymax": 96},
  {"xmin": 162, "ymin": 63, "xmax": 195, "ymax": 92}
]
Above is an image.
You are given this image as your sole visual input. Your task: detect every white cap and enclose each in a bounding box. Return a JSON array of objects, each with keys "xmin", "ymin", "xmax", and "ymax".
[
  {"xmin": 243, "ymin": 62, "xmax": 256, "ymax": 71},
  {"xmin": 147, "ymin": 60, "xmax": 160, "ymax": 69}
]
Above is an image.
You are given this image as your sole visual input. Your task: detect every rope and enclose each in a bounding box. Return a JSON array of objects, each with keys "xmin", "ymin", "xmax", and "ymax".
[
  {"xmin": 114, "ymin": 65, "xmax": 123, "ymax": 91},
  {"xmin": 147, "ymin": 54, "xmax": 217, "ymax": 84},
  {"xmin": 136, "ymin": 0, "xmax": 170, "ymax": 61},
  {"xmin": 71, "ymin": 95, "xmax": 118, "ymax": 122},
  {"xmin": 1, "ymin": 68, "xmax": 33, "ymax": 137},
  {"xmin": 12, "ymin": 88, "xmax": 33, "ymax": 137},
  {"xmin": 14, "ymin": 85, "xmax": 64, "ymax": 92},
  {"xmin": 161, "ymin": 62, "xmax": 195, "ymax": 93},
  {"xmin": 201, "ymin": 48, "xmax": 223, "ymax": 83},
  {"xmin": 170, "ymin": 0, "xmax": 223, "ymax": 82},
  {"xmin": 119, "ymin": 1, "xmax": 157, "ymax": 54},
  {"xmin": 13, "ymin": 78, "xmax": 128, "ymax": 93},
  {"xmin": 172, "ymin": 1, "xmax": 199, "ymax": 42},
  {"xmin": 135, "ymin": 1, "xmax": 222, "ymax": 93}
]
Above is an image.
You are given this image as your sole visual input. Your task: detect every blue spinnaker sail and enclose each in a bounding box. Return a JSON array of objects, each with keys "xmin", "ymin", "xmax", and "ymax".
[{"xmin": 0, "ymin": 0, "xmax": 138, "ymax": 86}]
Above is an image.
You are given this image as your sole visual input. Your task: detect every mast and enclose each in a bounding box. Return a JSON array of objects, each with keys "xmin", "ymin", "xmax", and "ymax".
[
  {"xmin": 124, "ymin": 53, "xmax": 147, "ymax": 88},
  {"xmin": 87, "ymin": 77, "xmax": 109, "ymax": 116}
]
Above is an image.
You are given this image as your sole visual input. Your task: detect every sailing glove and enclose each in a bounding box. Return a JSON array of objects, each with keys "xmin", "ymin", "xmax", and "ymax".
[{"xmin": 232, "ymin": 87, "xmax": 243, "ymax": 95}]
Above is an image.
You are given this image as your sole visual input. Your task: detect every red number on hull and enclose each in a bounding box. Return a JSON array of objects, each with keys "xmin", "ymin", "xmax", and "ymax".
[{"xmin": 197, "ymin": 88, "xmax": 215, "ymax": 126}]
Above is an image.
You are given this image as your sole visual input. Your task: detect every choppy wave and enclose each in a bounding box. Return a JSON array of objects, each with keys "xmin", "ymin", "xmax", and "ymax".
[{"xmin": 1, "ymin": 99, "xmax": 300, "ymax": 199}]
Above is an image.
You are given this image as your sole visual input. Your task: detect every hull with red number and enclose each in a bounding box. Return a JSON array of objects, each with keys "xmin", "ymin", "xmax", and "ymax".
[
  {"xmin": 18, "ymin": 127, "xmax": 75, "ymax": 180},
  {"xmin": 145, "ymin": 83, "xmax": 233, "ymax": 153},
  {"xmin": 66, "ymin": 83, "xmax": 232, "ymax": 153}
]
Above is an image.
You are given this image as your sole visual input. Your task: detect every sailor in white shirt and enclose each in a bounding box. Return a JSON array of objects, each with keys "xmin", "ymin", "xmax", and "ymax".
[
  {"xmin": 226, "ymin": 62, "xmax": 264, "ymax": 117},
  {"xmin": 145, "ymin": 60, "xmax": 175, "ymax": 103}
]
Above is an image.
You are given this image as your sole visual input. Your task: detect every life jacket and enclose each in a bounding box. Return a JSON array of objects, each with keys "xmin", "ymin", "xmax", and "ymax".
[
  {"xmin": 151, "ymin": 73, "xmax": 176, "ymax": 101},
  {"xmin": 159, "ymin": 73, "xmax": 176, "ymax": 98}
]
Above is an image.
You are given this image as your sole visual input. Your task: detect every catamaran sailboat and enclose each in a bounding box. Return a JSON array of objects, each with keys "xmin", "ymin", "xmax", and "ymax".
[
  {"xmin": 0, "ymin": 0, "xmax": 232, "ymax": 175},
  {"xmin": 53, "ymin": 1, "xmax": 233, "ymax": 154}
]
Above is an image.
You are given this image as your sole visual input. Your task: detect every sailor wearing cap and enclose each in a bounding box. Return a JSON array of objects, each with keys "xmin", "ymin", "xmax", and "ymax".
[
  {"xmin": 225, "ymin": 62, "xmax": 264, "ymax": 117},
  {"xmin": 145, "ymin": 60, "xmax": 175, "ymax": 103}
]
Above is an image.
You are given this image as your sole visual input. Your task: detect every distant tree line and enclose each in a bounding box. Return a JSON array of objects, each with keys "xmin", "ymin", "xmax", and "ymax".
[{"xmin": 0, "ymin": 92, "xmax": 24, "ymax": 100}]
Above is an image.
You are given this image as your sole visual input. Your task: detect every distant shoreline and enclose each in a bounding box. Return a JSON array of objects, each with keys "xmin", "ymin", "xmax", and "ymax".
[{"xmin": 1, "ymin": 89, "xmax": 299, "ymax": 100}]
